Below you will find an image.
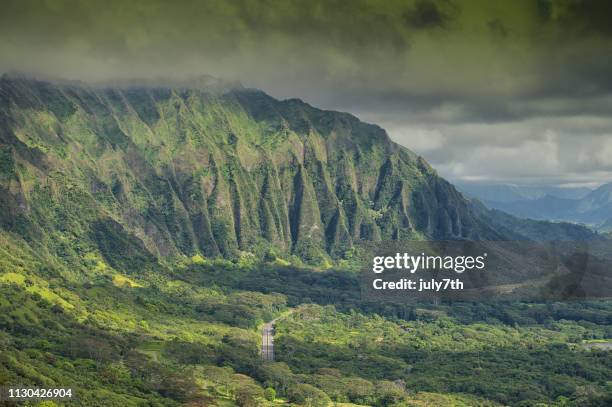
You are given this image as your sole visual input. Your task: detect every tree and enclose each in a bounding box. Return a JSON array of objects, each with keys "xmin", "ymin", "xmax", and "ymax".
[
  {"xmin": 287, "ymin": 383, "xmax": 331, "ymax": 407},
  {"xmin": 344, "ymin": 377, "xmax": 375, "ymax": 404},
  {"xmin": 264, "ymin": 387, "xmax": 276, "ymax": 402},
  {"xmin": 157, "ymin": 370, "xmax": 199, "ymax": 402},
  {"xmin": 375, "ymin": 380, "xmax": 405, "ymax": 406},
  {"xmin": 235, "ymin": 384, "xmax": 263, "ymax": 407},
  {"xmin": 256, "ymin": 362, "xmax": 295, "ymax": 394}
]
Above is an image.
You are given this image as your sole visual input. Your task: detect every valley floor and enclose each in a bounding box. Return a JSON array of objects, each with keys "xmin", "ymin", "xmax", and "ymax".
[{"xmin": 0, "ymin": 232, "xmax": 611, "ymax": 406}]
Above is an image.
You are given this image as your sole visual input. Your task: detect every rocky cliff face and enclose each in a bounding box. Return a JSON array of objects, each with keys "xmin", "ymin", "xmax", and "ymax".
[{"xmin": 0, "ymin": 76, "xmax": 578, "ymax": 266}]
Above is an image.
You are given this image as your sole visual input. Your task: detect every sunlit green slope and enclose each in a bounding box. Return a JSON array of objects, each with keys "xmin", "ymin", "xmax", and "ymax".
[{"xmin": 0, "ymin": 75, "xmax": 516, "ymax": 268}]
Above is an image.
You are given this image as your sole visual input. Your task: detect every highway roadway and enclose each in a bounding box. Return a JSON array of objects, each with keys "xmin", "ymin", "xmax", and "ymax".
[{"xmin": 261, "ymin": 321, "xmax": 274, "ymax": 362}]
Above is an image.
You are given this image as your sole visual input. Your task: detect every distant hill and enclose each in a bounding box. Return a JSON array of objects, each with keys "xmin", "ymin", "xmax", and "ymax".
[
  {"xmin": 459, "ymin": 181, "xmax": 612, "ymax": 231},
  {"xmin": 456, "ymin": 182, "xmax": 592, "ymax": 203}
]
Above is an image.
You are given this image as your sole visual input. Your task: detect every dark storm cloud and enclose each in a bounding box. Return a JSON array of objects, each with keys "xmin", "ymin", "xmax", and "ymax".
[
  {"xmin": 1, "ymin": 0, "xmax": 611, "ymax": 186},
  {"xmin": 403, "ymin": 0, "xmax": 453, "ymax": 29},
  {"xmin": 487, "ymin": 19, "xmax": 508, "ymax": 38},
  {"xmin": 538, "ymin": 0, "xmax": 612, "ymax": 36}
]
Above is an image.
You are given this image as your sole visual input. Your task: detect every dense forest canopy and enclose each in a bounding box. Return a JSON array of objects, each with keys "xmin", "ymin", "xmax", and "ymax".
[{"xmin": 0, "ymin": 76, "xmax": 610, "ymax": 406}]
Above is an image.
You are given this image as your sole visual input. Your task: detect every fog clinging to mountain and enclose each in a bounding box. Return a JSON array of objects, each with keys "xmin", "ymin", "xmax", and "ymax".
[{"xmin": 2, "ymin": 0, "xmax": 612, "ymax": 187}]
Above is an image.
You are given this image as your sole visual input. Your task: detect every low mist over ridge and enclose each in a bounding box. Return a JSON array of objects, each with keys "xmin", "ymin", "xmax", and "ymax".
[{"xmin": 2, "ymin": 0, "xmax": 612, "ymax": 187}]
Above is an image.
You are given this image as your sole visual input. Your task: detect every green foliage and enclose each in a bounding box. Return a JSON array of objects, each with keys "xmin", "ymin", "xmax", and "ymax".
[
  {"xmin": 191, "ymin": 254, "xmax": 206, "ymax": 265},
  {"xmin": 0, "ymin": 244, "xmax": 610, "ymax": 406},
  {"xmin": 0, "ymin": 146, "xmax": 14, "ymax": 177},
  {"xmin": 235, "ymin": 381, "xmax": 264, "ymax": 407},
  {"xmin": 0, "ymin": 77, "xmax": 611, "ymax": 407},
  {"xmin": 287, "ymin": 383, "xmax": 331, "ymax": 407},
  {"xmin": 271, "ymin": 303, "xmax": 612, "ymax": 406},
  {"xmin": 263, "ymin": 387, "xmax": 276, "ymax": 401},
  {"xmin": 2, "ymin": 75, "xmax": 577, "ymax": 271}
]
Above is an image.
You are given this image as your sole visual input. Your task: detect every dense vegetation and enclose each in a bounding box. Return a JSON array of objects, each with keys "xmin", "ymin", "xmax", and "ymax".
[
  {"xmin": 1, "ymin": 234, "xmax": 611, "ymax": 406},
  {"xmin": 0, "ymin": 76, "xmax": 601, "ymax": 268},
  {"xmin": 0, "ymin": 76, "xmax": 610, "ymax": 406}
]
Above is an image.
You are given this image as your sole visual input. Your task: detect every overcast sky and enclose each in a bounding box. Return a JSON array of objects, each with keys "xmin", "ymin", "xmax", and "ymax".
[{"xmin": 2, "ymin": 0, "xmax": 612, "ymax": 187}]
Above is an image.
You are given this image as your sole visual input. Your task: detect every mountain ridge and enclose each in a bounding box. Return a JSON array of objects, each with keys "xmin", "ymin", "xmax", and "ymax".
[
  {"xmin": 456, "ymin": 182, "xmax": 592, "ymax": 202},
  {"xmin": 466, "ymin": 181, "xmax": 612, "ymax": 231},
  {"xmin": 0, "ymin": 75, "xmax": 600, "ymax": 268}
]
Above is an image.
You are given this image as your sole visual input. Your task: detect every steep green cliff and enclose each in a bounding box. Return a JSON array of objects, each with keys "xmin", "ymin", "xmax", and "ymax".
[
  {"xmin": 1, "ymin": 76, "xmax": 610, "ymax": 407},
  {"xmin": 0, "ymin": 75, "xmax": 583, "ymax": 267}
]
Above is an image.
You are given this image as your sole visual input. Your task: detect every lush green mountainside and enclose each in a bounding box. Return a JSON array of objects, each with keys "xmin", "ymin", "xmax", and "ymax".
[
  {"xmin": 0, "ymin": 75, "xmax": 511, "ymax": 267},
  {"xmin": 1, "ymin": 76, "xmax": 611, "ymax": 407}
]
